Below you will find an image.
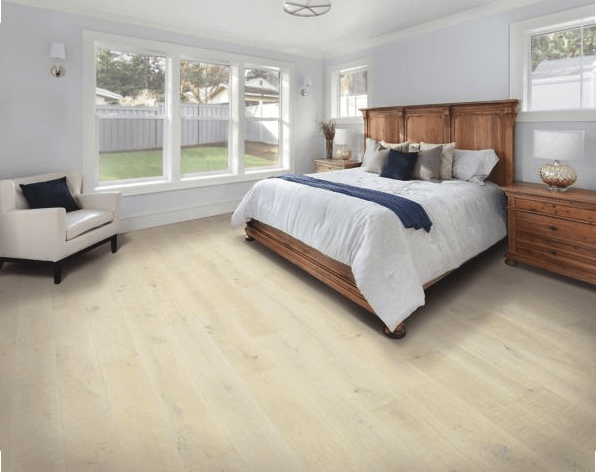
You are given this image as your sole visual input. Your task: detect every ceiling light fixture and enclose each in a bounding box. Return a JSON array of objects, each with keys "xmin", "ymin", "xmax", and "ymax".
[{"xmin": 283, "ymin": 1, "xmax": 331, "ymax": 17}]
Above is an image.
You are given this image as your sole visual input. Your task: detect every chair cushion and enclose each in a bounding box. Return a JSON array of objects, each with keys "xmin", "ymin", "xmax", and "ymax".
[
  {"xmin": 19, "ymin": 176, "xmax": 80, "ymax": 212},
  {"xmin": 65, "ymin": 209, "xmax": 113, "ymax": 241}
]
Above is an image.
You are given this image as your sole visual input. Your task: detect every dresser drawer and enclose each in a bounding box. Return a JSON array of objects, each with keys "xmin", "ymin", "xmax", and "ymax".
[
  {"xmin": 515, "ymin": 211, "xmax": 596, "ymax": 248},
  {"xmin": 317, "ymin": 163, "xmax": 334, "ymax": 172},
  {"xmin": 515, "ymin": 199, "xmax": 596, "ymax": 224},
  {"xmin": 516, "ymin": 233, "xmax": 596, "ymax": 267}
]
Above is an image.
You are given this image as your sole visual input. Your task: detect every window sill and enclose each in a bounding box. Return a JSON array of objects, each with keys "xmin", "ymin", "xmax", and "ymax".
[
  {"xmin": 516, "ymin": 110, "xmax": 596, "ymax": 123},
  {"xmin": 93, "ymin": 167, "xmax": 290, "ymax": 196}
]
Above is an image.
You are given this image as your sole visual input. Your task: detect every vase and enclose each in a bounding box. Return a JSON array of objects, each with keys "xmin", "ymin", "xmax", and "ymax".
[{"xmin": 325, "ymin": 138, "xmax": 334, "ymax": 160}]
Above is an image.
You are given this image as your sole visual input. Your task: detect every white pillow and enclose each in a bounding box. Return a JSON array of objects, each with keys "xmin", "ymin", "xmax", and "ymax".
[
  {"xmin": 452, "ymin": 149, "xmax": 499, "ymax": 185},
  {"xmin": 380, "ymin": 140, "xmax": 410, "ymax": 151}
]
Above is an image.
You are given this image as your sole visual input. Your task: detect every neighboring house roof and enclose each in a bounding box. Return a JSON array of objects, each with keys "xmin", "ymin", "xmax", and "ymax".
[
  {"xmin": 95, "ymin": 87, "xmax": 123, "ymax": 100},
  {"xmin": 533, "ymin": 56, "xmax": 596, "ymax": 78}
]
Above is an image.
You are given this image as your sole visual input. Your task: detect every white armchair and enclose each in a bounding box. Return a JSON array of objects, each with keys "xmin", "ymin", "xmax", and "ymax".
[{"xmin": 0, "ymin": 170, "xmax": 121, "ymax": 284}]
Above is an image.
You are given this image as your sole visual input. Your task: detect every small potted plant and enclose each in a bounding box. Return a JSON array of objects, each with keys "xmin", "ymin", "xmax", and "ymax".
[{"xmin": 318, "ymin": 119, "xmax": 336, "ymax": 160}]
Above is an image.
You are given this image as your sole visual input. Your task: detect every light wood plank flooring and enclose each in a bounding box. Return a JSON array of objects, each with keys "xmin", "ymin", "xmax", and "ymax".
[{"xmin": 1, "ymin": 214, "xmax": 595, "ymax": 472}]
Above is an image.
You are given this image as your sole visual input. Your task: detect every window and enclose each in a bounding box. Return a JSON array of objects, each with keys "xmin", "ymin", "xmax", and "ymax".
[
  {"xmin": 96, "ymin": 49, "xmax": 166, "ymax": 182},
  {"xmin": 510, "ymin": 5, "xmax": 595, "ymax": 121},
  {"xmin": 244, "ymin": 67, "xmax": 281, "ymax": 169},
  {"xmin": 84, "ymin": 32, "xmax": 293, "ymax": 195},
  {"xmin": 328, "ymin": 61, "xmax": 371, "ymax": 121}
]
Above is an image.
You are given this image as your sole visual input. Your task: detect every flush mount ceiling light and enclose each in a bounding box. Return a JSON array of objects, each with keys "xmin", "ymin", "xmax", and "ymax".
[{"xmin": 283, "ymin": 1, "xmax": 331, "ymax": 17}]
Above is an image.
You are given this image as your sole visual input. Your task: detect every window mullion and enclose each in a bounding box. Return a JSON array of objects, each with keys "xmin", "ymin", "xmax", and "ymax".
[
  {"xmin": 233, "ymin": 64, "xmax": 246, "ymax": 175},
  {"xmin": 166, "ymin": 54, "xmax": 181, "ymax": 182}
]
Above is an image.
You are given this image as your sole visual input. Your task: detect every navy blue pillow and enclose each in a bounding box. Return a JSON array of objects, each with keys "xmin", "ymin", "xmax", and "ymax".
[
  {"xmin": 380, "ymin": 150, "xmax": 419, "ymax": 180},
  {"xmin": 20, "ymin": 176, "xmax": 80, "ymax": 212}
]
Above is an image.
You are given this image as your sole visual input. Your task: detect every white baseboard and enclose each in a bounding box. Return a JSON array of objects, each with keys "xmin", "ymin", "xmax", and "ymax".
[{"xmin": 120, "ymin": 199, "xmax": 241, "ymax": 232}]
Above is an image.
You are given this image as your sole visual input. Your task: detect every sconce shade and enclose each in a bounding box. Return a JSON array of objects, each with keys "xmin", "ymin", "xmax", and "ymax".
[
  {"xmin": 50, "ymin": 42, "xmax": 66, "ymax": 61},
  {"xmin": 283, "ymin": 1, "xmax": 331, "ymax": 17},
  {"xmin": 303, "ymin": 75, "xmax": 312, "ymax": 88}
]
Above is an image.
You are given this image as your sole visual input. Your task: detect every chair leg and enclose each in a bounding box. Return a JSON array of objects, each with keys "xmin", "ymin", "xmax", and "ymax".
[
  {"xmin": 53, "ymin": 261, "xmax": 62, "ymax": 284},
  {"xmin": 111, "ymin": 234, "xmax": 118, "ymax": 253}
]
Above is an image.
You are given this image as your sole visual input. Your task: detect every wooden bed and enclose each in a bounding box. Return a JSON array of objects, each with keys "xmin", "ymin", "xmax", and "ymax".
[{"xmin": 244, "ymin": 99, "xmax": 518, "ymax": 338}]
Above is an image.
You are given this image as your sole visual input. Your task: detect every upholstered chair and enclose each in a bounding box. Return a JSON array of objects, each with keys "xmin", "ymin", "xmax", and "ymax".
[{"xmin": 0, "ymin": 170, "xmax": 121, "ymax": 283}]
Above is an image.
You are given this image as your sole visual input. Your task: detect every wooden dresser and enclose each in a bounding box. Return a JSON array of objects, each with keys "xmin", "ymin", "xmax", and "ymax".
[
  {"xmin": 314, "ymin": 159, "xmax": 361, "ymax": 173},
  {"xmin": 501, "ymin": 182, "xmax": 596, "ymax": 285}
]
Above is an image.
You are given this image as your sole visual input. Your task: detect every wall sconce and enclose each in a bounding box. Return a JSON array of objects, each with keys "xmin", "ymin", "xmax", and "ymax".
[
  {"xmin": 301, "ymin": 75, "xmax": 312, "ymax": 97},
  {"xmin": 50, "ymin": 42, "xmax": 67, "ymax": 78}
]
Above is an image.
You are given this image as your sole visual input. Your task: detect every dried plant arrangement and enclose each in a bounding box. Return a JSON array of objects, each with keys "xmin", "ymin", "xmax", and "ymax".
[{"xmin": 318, "ymin": 119, "xmax": 336, "ymax": 140}]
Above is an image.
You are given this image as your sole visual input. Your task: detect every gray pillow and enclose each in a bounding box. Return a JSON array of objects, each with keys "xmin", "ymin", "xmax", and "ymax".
[
  {"xmin": 410, "ymin": 144, "xmax": 443, "ymax": 180},
  {"xmin": 421, "ymin": 142, "xmax": 455, "ymax": 180},
  {"xmin": 362, "ymin": 139, "xmax": 390, "ymax": 174}
]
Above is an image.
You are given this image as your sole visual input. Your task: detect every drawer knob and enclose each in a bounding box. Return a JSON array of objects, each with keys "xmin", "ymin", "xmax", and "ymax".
[
  {"xmin": 548, "ymin": 225, "xmax": 558, "ymax": 231},
  {"xmin": 551, "ymin": 249, "xmax": 558, "ymax": 256}
]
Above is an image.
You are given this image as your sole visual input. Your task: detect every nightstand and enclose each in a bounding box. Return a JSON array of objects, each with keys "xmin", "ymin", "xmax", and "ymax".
[
  {"xmin": 501, "ymin": 182, "xmax": 596, "ymax": 285},
  {"xmin": 314, "ymin": 159, "xmax": 361, "ymax": 173}
]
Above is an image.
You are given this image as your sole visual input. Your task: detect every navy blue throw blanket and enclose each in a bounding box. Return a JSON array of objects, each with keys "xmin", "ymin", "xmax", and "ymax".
[{"xmin": 276, "ymin": 174, "xmax": 432, "ymax": 232}]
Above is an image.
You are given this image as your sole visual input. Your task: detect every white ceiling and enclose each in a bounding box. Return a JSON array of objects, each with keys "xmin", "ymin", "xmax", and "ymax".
[{"xmin": 11, "ymin": 0, "xmax": 545, "ymax": 57}]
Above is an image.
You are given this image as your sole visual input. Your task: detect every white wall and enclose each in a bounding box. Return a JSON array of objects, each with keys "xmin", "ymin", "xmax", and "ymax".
[
  {"xmin": 325, "ymin": 0, "xmax": 596, "ymax": 190},
  {"xmin": 0, "ymin": 2, "xmax": 324, "ymax": 231}
]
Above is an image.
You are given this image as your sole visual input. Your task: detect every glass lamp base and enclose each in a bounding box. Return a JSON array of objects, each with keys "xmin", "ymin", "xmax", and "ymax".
[{"xmin": 538, "ymin": 162, "xmax": 577, "ymax": 191}]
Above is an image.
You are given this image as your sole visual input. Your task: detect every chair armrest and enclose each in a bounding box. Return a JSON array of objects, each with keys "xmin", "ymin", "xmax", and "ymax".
[
  {"xmin": 77, "ymin": 192, "xmax": 122, "ymax": 213},
  {"xmin": 0, "ymin": 208, "xmax": 67, "ymax": 260}
]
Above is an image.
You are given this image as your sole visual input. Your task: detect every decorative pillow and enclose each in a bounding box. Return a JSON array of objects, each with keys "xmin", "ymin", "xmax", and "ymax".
[
  {"xmin": 452, "ymin": 149, "xmax": 499, "ymax": 185},
  {"xmin": 380, "ymin": 150, "xmax": 419, "ymax": 181},
  {"xmin": 421, "ymin": 142, "xmax": 455, "ymax": 180},
  {"xmin": 19, "ymin": 176, "xmax": 80, "ymax": 212},
  {"xmin": 380, "ymin": 140, "xmax": 410, "ymax": 152},
  {"xmin": 361, "ymin": 140, "xmax": 390, "ymax": 174},
  {"xmin": 410, "ymin": 143, "xmax": 443, "ymax": 180}
]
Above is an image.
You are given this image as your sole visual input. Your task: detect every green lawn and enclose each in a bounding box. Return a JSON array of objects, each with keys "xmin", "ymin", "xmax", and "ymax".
[{"xmin": 99, "ymin": 146, "xmax": 273, "ymax": 181}]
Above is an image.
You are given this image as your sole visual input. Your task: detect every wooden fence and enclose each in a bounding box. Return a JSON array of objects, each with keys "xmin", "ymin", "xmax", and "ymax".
[{"xmin": 97, "ymin": 103, "xmax": 278, "ymax": 152}]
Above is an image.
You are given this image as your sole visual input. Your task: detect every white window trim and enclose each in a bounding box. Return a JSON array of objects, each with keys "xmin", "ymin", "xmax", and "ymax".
[
  {"xmin": 83, "ymin": 31, "xmax": 294, "ymax": 196},
  {"xmin": 510, "ymin": 5, "xmax": 596, "ymax": 122},
  {"xmin": 326, "ymin": 58, "xmax": 372, "ymax": 124}
]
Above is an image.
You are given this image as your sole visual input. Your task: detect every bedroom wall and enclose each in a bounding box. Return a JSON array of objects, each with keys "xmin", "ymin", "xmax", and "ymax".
[
  {"xmin": 0, "ymin": 2, "xmax": 324, "ymax": 231},
  {"xmin": 325, "ymin": 0, "xmax": 596, "ymax": 191}
]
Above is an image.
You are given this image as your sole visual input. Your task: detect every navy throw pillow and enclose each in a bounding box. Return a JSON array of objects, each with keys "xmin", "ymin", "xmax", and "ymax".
[
  {"xmin": 380, "ymin": 150, "xmax": 419, "ymax": 180},
  {"xmin": 20, "ymin": 176, "xmax": 80, "ymax": 212}
]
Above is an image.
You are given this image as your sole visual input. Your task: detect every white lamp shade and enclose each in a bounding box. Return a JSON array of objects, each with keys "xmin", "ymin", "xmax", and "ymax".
[
  {"xmin": 334, "ymin": 128, "xmax": 351, "ymax": 144},
  {"xmin": 303, "ymin": 75, "xmax": 312, "ymax": 88},
  {"xmin": 534, "ymin": 130, "xmax": 585, "ymax": 162},
  {"xmin": 50, "ymin": 42, "xmax": 66, "ymax": 61}
]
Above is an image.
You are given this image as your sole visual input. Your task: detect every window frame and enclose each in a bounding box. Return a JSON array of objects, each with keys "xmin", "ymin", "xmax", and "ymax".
[
  {"xmin": 83, "ymin": 31, "xmax": 294, "ymax": 196},
  {"xmin": 510, "ymin": 5, "xmax": 596, "ymax": 122},
  {"xmin": 327, "ymin": 59, "xmax": 372, "ymax": 125}
]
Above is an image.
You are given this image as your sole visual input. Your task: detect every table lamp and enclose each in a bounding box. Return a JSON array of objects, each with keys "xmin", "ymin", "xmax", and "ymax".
[
  {"xmin": 534, "ymin": 129, "xmax": 585, "ymax": 191},
  {"xmin": 334, "ymin": 128, "xmax": 353, "ymax": 160}
]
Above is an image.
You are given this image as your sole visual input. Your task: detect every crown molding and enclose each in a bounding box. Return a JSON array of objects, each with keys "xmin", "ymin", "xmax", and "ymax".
[
  {"xmin": 7, "ymin": 0, "xmax": 557, "ymax": 61},
  {"xmin": 322, "ymin": 0, "xmax": 553, "ymax": 59},
  {"xmin": 4, "ymin": 0, "xmax": 326, "ymax": 59}
]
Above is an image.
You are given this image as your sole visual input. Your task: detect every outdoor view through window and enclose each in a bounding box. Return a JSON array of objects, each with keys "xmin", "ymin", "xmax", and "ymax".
[
  {"xmin": 95, "ymin": 50, "xmax": 281, "ymax": 182},
  {"xmin": 96, "ymin": 48, "xmax": 166, "ymax": 181},
  {"xmin": 530, "ymin": 24, "xmax": 596, "ymax": 110}
]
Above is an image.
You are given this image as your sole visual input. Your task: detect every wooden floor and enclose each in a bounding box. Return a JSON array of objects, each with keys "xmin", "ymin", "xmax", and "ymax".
[{"xmin": 1, "ymin": 214, "xmax": 595, "ymax": 472}]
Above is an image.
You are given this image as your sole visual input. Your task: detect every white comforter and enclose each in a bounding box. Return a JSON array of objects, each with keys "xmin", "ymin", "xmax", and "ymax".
[{"xmin": 231, "ymin": 169, "xmax": 506, "ymax": 331}]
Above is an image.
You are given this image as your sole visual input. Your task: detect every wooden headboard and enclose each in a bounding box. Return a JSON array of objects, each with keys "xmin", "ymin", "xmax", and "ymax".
[{"xmin": 361, "ymin": 99, "xmax": 518, "ymax": 186}]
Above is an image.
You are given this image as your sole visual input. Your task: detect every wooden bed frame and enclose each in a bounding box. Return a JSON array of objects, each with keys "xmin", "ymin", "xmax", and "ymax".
[{"xmin": 245, "ymin": 99, "xmax": 518, "ymax": 338}]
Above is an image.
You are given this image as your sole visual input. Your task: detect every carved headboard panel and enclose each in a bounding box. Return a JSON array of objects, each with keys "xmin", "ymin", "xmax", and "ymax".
[{"xmin": 361, "ymin": 100, "xmax": 518, "ymax": 186}]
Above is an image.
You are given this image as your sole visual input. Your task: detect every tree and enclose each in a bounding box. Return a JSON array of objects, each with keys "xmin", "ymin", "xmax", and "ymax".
[
  {"xmin": 96, "ymin": 49, "xmax": 165, "ymax": 102},
  {"xmin": 531, "ymin": 25, "xmax": 596, "ymax": 71},
  {"xmin": 180, "ymin": 61, "xmax": 229, "ymax": 104}
]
